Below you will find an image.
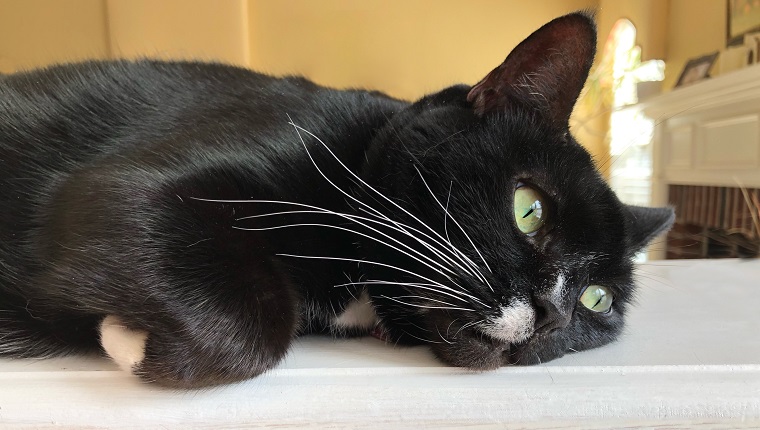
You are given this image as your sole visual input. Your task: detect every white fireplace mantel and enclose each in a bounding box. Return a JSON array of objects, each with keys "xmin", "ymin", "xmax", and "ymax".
[{"xmin": 642, "ymin": 64, "xmax": 760, "ymax": 205}]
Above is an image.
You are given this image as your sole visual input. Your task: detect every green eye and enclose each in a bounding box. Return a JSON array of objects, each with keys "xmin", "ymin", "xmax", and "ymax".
[
  {"xmin": 579, "ymin": 285, "xmax": 613, "ymax": 313},
  {"xmin": 513, "ymin": 184, "xmax": 547, "ymax": 235}
]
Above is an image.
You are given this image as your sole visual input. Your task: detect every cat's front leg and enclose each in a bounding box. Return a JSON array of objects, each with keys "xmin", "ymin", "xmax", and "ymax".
[
  {"xmin": 35, "ymin": 168, "xmax": 303, "ymax": 387},
  {"xmin": 93, "ymin": 252, "xmax": 301, "ymax": 387}
]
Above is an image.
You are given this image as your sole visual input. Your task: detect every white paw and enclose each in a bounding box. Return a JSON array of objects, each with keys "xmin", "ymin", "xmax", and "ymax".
[{"xmin": 99, "ymin": 315, "xmax": 148, "ymax": 372}]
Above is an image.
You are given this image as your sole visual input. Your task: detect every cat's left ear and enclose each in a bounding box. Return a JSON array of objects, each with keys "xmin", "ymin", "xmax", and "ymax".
[
  {"xmin": 466, "ymin": 11, "xmax": 596, "ymax": 127},
  {"xmin": 622, "ymin": 205, "xmax": 675, "ymax": 255}
]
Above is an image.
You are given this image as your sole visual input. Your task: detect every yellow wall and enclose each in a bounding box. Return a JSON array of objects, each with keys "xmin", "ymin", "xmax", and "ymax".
[
  {"xmin": 106, "ymin": 0, "xmax": 250, "ymax": 66},
  {"xmin": 597, "ymin": 0, "xmax": 669, "ymax": 61},
  {"xmin": 662, "ymin": 0, "xmax": 726, "ymax": 90},
  {"xmin": 0, "ymin": 0, "xmax": 110, "ymax": 73},
  {"xmin": 0, "ymin": 0, "xmax": 606, "ymax": 159},
  {"xmin": 247, "ymin": 0, "xmax": 599, "ymax": 101}
]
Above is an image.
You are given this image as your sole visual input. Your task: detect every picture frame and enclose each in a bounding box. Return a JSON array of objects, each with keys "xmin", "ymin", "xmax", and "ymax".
[
  {"xmin": 745, "ymin": 31, "xmax": 760, "ymax": 63},
  {"xmin": 728, "ymin": 0, "xmax": 760, "ymax": 46},
  {"xmin": 675, "ymin": 52, "xmax": 719, "ymax": 88}
]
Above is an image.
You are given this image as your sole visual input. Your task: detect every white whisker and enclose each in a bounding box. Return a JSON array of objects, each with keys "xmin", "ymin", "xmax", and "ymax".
[
  {"xmin": 193, "ymin": 196, "xmax": 476, "ymax": 284},
  {"xmin": 356, "ymin": 207, "xmax": 484, "ymax": 280},
  {"xmin": 444, "ymin": 181, "xmax": 452, "ymax": 243},
  {"xmin": 400, "ymin": 330, "xmax": 442, "ymax": 344},
  {"xmin": 333, "ymin": 280, "xmax": 485, "ymax": 306},
  {"xmin": 277, "ymin": 253, "xmax": 469, "ymax": 303},
  {"xmin": 394, "ymin": 295, "xmax": 467, "ymax": 309},
  {"xmin": 234, "ymin": 222, "xmax": 460, "ymax": 285},
  {"xmin": 235, "ymin": 207, "xmax": 468, "ymax": 284},
  {"xmin": 288, "ymin": 120, "xmax": 488, "ymax": 279},
  {"xmin": 413, "ymin": 166, "xmax": 494, "ymax": 291},
  {"xmin": 436, "ymin": 326, "xmax": 454, "ymax": 344},
  {"xmin": 455, "ymin": 319, "xmax": 485, "ymax": 337},
  {"xmin": 378, "ymin": 295, "xmax": 476, "ymax": 313}
]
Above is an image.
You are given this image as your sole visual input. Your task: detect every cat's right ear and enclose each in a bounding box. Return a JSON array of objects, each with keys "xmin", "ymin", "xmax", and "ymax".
[
  {"xmin": 622, "ymin": 205, "xmax": 675, "ymax": 256},
  {"xmin": 466, "ymin": 11, "xmax": 596, "ymax": 128}
]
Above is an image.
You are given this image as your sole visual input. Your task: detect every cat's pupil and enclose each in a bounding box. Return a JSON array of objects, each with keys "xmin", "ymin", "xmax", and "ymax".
[{"xmin": 513, "ymin": 184, "xmax": 547, "ymax": 235}]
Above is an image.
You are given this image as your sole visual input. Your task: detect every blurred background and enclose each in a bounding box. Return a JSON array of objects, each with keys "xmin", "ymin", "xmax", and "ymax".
[{"xmin": 1, "ymin": 0, "xmax": 758, "ymax": 259}]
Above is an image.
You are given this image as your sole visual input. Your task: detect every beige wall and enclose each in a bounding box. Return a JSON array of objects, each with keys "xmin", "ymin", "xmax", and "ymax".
[
  {"xmin": 0, "ymin": 0, "xmax": 110, "ymax": 73},
  {"xmin": 106, "ymin": 0, "xmax": 250, "ymax": 66},
  {"xmin": 248, "ymin": 0, "xmax": 598, "ymax": 101},
  {"xmin": 1, "ymin": 1, "xmax": 599, "ymax": 99},
  {"xmin": 597, "ymin": 0, "xmax": 669, "ymax": 61},
  {"xmin": 662, "ymin": 0, "xmax": 726, "ymax": 90}
]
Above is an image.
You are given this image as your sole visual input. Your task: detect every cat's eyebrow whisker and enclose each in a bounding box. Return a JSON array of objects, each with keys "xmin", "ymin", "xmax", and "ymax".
[
  {"xmin": 413, "ymin": 166, "xmax": 495, "ymax": 292},
  {"xmin": 378, "ymin": 295, "xmax": 477, "ymax": 313}
]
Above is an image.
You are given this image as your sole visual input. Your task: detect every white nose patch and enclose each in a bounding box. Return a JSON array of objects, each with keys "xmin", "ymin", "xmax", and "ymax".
[
  {"xmin": 99, "ymin": 315, "xmax": 148, "ymax": 372},
  {"xmin": 480, "ymin": 300, "xmax": 536, "ymax": 343}
]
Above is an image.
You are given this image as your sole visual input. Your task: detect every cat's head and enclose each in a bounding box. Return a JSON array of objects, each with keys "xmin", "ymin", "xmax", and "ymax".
[{"xmin": 359, "ymin": 12, "xmax": 674, "ymax": 368}]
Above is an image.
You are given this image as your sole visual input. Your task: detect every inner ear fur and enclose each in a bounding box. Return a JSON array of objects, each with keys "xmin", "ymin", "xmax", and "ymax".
[{"xmin": 466, "ymin": 11, "xmax": 597, "ymax": 127}]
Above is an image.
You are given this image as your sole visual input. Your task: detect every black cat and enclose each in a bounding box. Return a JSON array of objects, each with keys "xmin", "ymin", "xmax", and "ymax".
[{"xmin": 0, "ymin": 12, "xmax": 673, "ymax": 387}]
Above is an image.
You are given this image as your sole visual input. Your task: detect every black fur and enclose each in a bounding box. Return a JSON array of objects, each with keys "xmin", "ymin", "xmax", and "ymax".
[{"xmin": 0, "ymin": 12, "xmax": 673, "ymax": 387}]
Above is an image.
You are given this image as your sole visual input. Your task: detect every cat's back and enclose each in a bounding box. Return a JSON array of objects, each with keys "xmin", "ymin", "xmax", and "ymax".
[
  {"xmin": 0, "ymin": 59, "xmax": 406, "ymax": 202},
  {"xmin": 0, "ymin": 59, "xmax": 405, "ymax": 289},
  {"xmin": 0, "ymin": 60, "xmax": 394, "ymax": 153}
]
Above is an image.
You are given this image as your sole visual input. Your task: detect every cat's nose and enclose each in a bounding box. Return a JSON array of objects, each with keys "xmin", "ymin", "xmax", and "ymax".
[{"xmin": 532, "ymin": 294, "xmax": 572, "ymax": 334}]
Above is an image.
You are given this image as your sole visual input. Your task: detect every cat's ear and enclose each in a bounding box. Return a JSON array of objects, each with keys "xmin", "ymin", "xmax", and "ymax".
[
  {"xmin": 622, "ymin": 205, "xmax": 675, "ymax": 255},
  {"xmin": 466, "ymin": 11, "xmax": 596, "ymax": 127}
]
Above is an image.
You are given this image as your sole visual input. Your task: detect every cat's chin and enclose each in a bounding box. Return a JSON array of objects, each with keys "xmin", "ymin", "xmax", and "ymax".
[
  {"xmin": 429, "ymin": 328, "xmax": 571, "ymax": 370},
  {"xmin": 430, "ymin": 335, "xmax": 511, "ymax": 371}
]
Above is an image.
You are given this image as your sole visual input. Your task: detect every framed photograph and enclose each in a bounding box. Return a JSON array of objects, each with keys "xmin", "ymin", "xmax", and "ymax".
[
  {"xmin": 675, "ymin": 52, "xmax": 719, "ymax": 88},
  {"xmin": 728, "ymin": 0, "xmax": 760, "ymax": 46}
]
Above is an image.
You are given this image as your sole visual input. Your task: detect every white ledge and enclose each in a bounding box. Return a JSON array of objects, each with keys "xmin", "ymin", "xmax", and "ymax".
[
  {"xmin": 642, "ymin": 64, "xmax": 760, "ymax": 119},
  {"xmin": 0, "ymin": 259, "xmax": 758, "ymax": 427}
]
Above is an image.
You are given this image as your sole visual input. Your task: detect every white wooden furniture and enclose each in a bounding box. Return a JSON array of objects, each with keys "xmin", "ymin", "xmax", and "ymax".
[
  {"xmin": 643, "ymin": 65, "xmax": 760, "ymax": 200},
  {"xmin": 0, "ymin": 258, "xmax": 758, "ymax": 428},
  {"xmin": 639, "ymin": 65, "xmax": 760, "ymax": 259}
]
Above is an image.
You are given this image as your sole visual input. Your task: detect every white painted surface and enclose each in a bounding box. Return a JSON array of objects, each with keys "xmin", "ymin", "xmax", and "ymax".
[{"xmin": 0, "ymin": 259, "xmax": 759, "ymax": 428}]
